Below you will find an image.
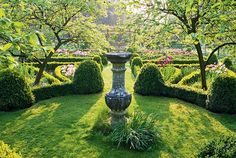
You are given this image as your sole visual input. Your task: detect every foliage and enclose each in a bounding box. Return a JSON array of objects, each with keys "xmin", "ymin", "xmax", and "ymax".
[
  {"xmin": 178, "ymin": 70, "xmax": 201, "ymax": 86},
  {"xmin": 28, "ymin": 62, "xmax": 81, "ymax": 71},
  {"xmin": 134, "ymin": 63, "xmax": 164, "ymax": 95},
  {"xmin": 99, "ymin": 52, "xmax": 108, "ymax": 65},
  {"xmin": 110, "ymin": 111, "xmax": 159, "ymax": 151},
  {"xmin": 163, "ymin": 84, "xmax": 207, "ymax": 108},
  {"xmin": 208, "ymin": 73, "xmax": 236, "ymax": 114},
  {"xmin": 223, "ymin": 57, "xmax": 233, "ymax": 68},
  {"xmin": 0, "ymin": 141, "xmax": 21, "ymax": 158},
  {"xmin": 30, "ymin": 67, "xmax": 61, "ymax": 85},
  {"xmin": 28, "ymin": 57, "xmax": 92, "ymax": 63},
  {"xmin": 207, "ymin": 54, "xmax": 218, "ymax": 65},
  {"xmin": 0, "ymin": 69, "xmax": 34, "ymax": 111},
  {"xmin": 73, "ymin": 60, "xmax": 104, "ymax": 94},
  {"xmin": 93, "ymin": 55, "xmax": 103, "ymax": 70},
  {"xmin": 32, "ymin": 83, "xmax": 75, "ymax": 102},
  {"xmin": 197, "ymin": 135, "xmax": 236, "ymax": 158},
  {"xmin": 166, "ymin": 67, "xmax": 182, "ymax": 84},
  {"xmin": 54, "ymin": 66, "xmax": 71, "ymax": 82},
  {"xmin": 131, "ymin": 57, "xmax": 143, "ymax": 75}
]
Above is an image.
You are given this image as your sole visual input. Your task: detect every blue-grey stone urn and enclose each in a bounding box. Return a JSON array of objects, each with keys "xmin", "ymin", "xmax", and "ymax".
[{"xmin": 105, "ymin": 52, "xmax": 132, "ymax": 125}]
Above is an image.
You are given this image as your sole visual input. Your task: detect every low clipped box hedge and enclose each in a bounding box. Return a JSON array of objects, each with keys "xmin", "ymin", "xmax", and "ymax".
[
  {"xmin": 73, "ymin": 60, "xmax": 104, "ymax": 94},
  {"xmin": 93, "ymin": 55, "xmax": 103, "ymax": 70},
  {"xmin": 33, "ymin": 83, "xmax": 75, "ymax": 102},
  {"xmin": 134, "ymin": 63, "xmax": 165, "ymax": 95},
  {"xmin": 197, "ymin": 135, "xmax": 236, "ymax": 158},
  {"xmin": 131, "ymin": 57, "xmax": 143, "ymax": 75},
  {"xmin": 207, "ymin": 73, "xmax": 236, "ymax": 114},
  {"xmin": 0, "ymin": 141, "xmax": 21, "ymax": 158},
  {"xmin": 0, "ymin": 69, "xmax": 35, "ymax": 111}
]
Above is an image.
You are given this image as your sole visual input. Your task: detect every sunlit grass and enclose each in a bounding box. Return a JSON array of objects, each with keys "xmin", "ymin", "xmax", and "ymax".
[{"xmin": 0, "ymin": 64, "xmax": 235, "ymax": 157}]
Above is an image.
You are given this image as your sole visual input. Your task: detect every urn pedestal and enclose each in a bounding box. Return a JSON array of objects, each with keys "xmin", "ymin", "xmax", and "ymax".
[{"xmin": 105, "ymin": 52, "xmax": 132, "ymax": 125}]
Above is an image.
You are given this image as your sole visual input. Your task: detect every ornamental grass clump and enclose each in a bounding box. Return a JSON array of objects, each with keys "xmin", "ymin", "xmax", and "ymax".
[{"xmin": 110, "ymin": 111, "xmax": 159, "ymax": 151}]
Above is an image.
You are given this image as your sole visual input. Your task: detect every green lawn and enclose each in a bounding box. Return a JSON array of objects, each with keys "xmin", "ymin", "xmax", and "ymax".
[{"xmin": 0, "ymin": 65, "xmax": 235, "ymax": 158}]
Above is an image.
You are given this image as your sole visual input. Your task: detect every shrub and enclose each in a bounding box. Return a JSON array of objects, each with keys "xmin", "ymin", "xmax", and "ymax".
[
  {"xmin": 162, "ymin": 84, "xmax": 207, "ymax": 107},
  {"xmin": 131, "ymin": 57, "xmax": 143, "ymax": 75},
  {"xmin": 0, "ymin": 141, "xmax": 21, "ymax": 158},
  {"xmin": 134, "ymin": 63, "xmax": 164, "ymax": 95},
  {"xmin": 178, "ymin": 70, "xmax": 200, "ymax": 86},
  {"xmin": 167, "ymin": 68, "xmax": 182, "ymax": 84},
  {"xmin": 110, "ymin": 111, "xmax": 159, "ymax": 151},
  {"xmin": 197, "ymin": 135, "xmax": 236, "ymax": 158},
  {"xmin": 54, "ymin": 66, "xmax": 71, "ymax": 82},
  {"xmin": 27, "ymin": 57, "xmax": 91, "ymax": 63},
  {"xmin": 73, "ymin": 60, "xmax": 104, "ymax": 94},
  {"xmin": 27, "ymin": 62, "xmax": 81, "ymax": 71},
  {"xmin": 208, "ymin": 73, "xmax": 236, "ymax": 114},
  {"xmin": 99, "ymin": 52, "xmax": 108, "ymax": 65},
  {"xmin": 129, "ymin": 53, "xmax": 139, "ymax": 64},
  {"xmin": 0, "ymin": 69, "xmax": 34, "ymax": 111},
  {"xmin": 33, "ymin": 83, "xmax": 75, "ymax": 102},
  {"xmin": 30, "ymin": 67, "xmax": 61, "ymax": 85},
  {"xmin": 133, "ymin": 65, "xmax": 141, "ymax": 77},
  {"xmin": 93, "ymin": 55, "xmax": 103, "ymax": 70},
  {"xmin": 223, "ymin": 57, "xmax": 233, "ymax": 68},
  {"xmin": 207, "ymin": 54, "xmax": 218, "ymax": 65}
]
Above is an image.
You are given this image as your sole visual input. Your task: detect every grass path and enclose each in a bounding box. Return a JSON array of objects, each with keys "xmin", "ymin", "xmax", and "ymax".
[{"xmin": 0, "ymin": 64, "xmax": 235, "ymax": 158}]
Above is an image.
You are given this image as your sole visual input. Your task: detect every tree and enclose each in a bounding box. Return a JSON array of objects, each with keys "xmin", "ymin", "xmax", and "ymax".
[
  {"xmin": 0, "ymin": 6, "xmax": 43, "ymax": 69},
  {"xmin": 4, "ymin": 0, "xmax": 110, "ymax": 85},
  {"xmin": 127, "ymin": 0, "xmax": 236, "ymax": 90}
]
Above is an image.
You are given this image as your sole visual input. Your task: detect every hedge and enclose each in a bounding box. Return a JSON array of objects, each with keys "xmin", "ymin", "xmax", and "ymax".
[
  {"xmin": 54, "ymin": 66, "xmax": 71, "ymax": 82},
  {"xmin": 167, "ymin": 67, "xmax": 182, "ymax": 84},
  {"xmin": 0, "ymin": 141, "xmax": 21, "ymax": 158},
  {"xmin": 30, "ymin": 66, "xmax": 61, "ymax": 84},
  {"xmin": 27, "ymin": 62, "xmax": 81, "ymax": 71},
  {"xmin": 33, "ymin": 83, "xmax": 75, "ymax": 102},
  {"xmin": 178, "ymin": 70, "xmax": 200, "ymax": 85},
  {"xmin": 27, "ymin": 57, "xmax": 92, "ymax": 63},
  {"xmin": 143, "ymin": 59, "xmax": 199, "ymax": 64},
  {"xmin": 162, "ymin": 84, "xmax": 207, "ymax": 107}
]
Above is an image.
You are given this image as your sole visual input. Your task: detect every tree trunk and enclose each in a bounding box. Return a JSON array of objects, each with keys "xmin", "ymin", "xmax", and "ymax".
[
  {"xmin": 194, "ymin": 42, "xmax": 207, "ymax": 90},
  {"xmin": 33, "ymin": 52, "xmax": 54, "ymax": 86}
]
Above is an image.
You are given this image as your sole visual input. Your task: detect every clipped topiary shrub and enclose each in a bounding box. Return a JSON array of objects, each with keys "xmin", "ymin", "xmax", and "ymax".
[
  {"xmin": 208, "ymin": 73, "xmax": 236, "ymax": 114},
  {"xmin": 0, "ymin": 69, "xmax": 35, "ymax": 111},
  {"xmin": 73, "ymin": 60, "xmax": 104, "ymax": 94},
  {"xmin": 223, "ymin": 57, "xmax": 233, "ymax": 68},
  {"xmin": 134, "ymin": 63, "xmax": 164, "ymax": 95},
  {"xmin": 99, "ymin": 52, "xmax": 108, "ymax": 65},
  {"xmin": 110, "ymin": 111, "xmax": 159, "ymax": 151},
  {"xmin": 93, "ymin": 55, "xmax": 103, "ymax": 70},
  {"xmin": 131, "ymin": 57, "xmax": 143, "ymax": 75},
  {"xmin": 197, "ymin": 135, "xmax": 236, "ymax": 158},
  {"xmin": 207, "ymin": 54, "xmax": 218, "ymax": 65},
  {"xmin": 129, "ymin": 53, "xmax": 139, "ymax": 65},
  {"xmin": 0, "ymin": 141, "xmax": 21, "ymax": 158}
]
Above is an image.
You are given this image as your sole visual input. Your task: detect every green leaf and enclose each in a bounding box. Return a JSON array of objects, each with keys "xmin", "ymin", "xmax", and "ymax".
[
  {"xmin": 29, "ymin": 33, "xmax": 39, "ymax": 46},
  {"xmin": 0, "ymin": 43, "xmax": 13, "ymax": 51},
  {"xmin": 0, "ymin": 8, "xmax": 5, "ymax": 18}
]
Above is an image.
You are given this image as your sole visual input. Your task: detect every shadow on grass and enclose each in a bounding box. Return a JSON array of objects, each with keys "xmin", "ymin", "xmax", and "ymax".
[
  {"xmin": 133, "ymin": 93, "xmax": 236, "ymax": 157},
  {"xmin": 0, "ymin": 93, "xmax": 102, "ymax": 157}
]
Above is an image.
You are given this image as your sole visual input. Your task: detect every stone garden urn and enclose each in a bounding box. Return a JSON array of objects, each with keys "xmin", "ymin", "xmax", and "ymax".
[{"xmin": 105, "ymin": 52, "xmax": 132, "ymax": 125}]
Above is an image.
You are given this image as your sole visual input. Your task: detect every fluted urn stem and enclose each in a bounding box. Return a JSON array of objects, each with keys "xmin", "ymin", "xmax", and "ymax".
[{"xmin": 105, "ymin": 52, "xmax": 132, "ymax": 125}]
